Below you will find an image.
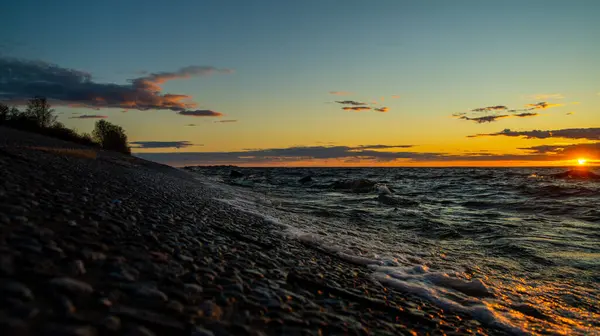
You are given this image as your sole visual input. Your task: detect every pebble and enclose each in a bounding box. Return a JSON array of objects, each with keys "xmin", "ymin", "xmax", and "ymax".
[
  {"xmin": 50, "ymin": 277, "xmax": 94, "ymax": 295},
  {"xmin": 198, "ymin": 301, "xmax": 223, "ymax": 320},
  {"xmin": 166, "ymin": 300, "xmax": 184, "ymax": 313},
  {"xmin": 184, "ymin": 283, "xmax": 203, "ymax": 294},
  {"xmin": 70, "ymin": 260, "xmax": 86, "ymax": 275},
  {"xmin": 191, "ymin": 326, "xmax": 215, "ymax": 336},
  {"xmin": 56, "ymin": 295, "xmax": 76, "ymax": 315},
  {"xmin": 44, "ymin": 325, "xmax": 98, "ymax": 336},
  {"xmin": 134, "ymin": 286, "xmax": 168, "ymax": 302},
  {"xmin": 0, "ymin": 281, "xmax": 34, "ymax": 301},
  {"xmin": 101, "ymin": 315, "xmax": 121, "ymax": 331},
  {"xmin": 126, "ymin": 326, "xmax": 156, "ymax": 336}
]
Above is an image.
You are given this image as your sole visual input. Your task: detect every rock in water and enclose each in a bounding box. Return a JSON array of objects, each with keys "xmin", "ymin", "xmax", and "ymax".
[
  {"xmin": 299, "ymin": 176, "xmax": 313, "ymax": 184},
  {"xmin": 550, "ymin": 169, "xmax": 600, "ymax": 179},
  {"xmin": 229, "ymin": 170, "xmax": 244, "ymax": 178}
]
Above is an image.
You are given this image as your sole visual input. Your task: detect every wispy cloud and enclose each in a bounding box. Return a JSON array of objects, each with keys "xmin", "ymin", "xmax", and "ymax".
[
  {"xmin": 185, "ymin": 124, "xmax": 197, "ymax": 126},
  {"xmin": 329, "ymin": 91, "xmax": 353, "ymax": 96},
  {"xmin": 374, "ymin": 107, "xmax": 389, "ymax": 112},
  {"xmin": 459, "ymin": 115, "xmax": 510, "ymax": 123},
  {"xmin": 342, "ymin": 106, "xmax": 371, "ymax": 111},
  {"xmin": 178, "ymin": 110, "xmax": 223, "ymax": 117},
  {"xmin": 468, "ymin": 127, "xmax": 600, "ymax": 140},
  {"xmin": 0, "ymin": 57, "xmax": 232, "ymax": 116},
  {"xmin": 529, "ymin": 93, "xmax": 564, "ymax": 100},
  {"xmin": 129, "ymin": 141, "xmax": 201, "ymax": 149},
  {"xmin": 69, "ymin": 114, "xmax": 107, "ymax": 119},
  {"xmin": 391, "ymin": 95, "xmax": 400, "ymax": 99},
  {"xmin": 456, "ymin": 101, "xmax": 561, "ymax": 123},
  {"xmin": 336, "ymin": 100, "xmax": 368, "ymax": 106},
  {"xmin": 525, "ymin": 102, "xmax": 562, "ymax": 110},
  {"xmin": 214, "ymin": 119, "xmax": 237, "ymax": 123},
  {"xmin": 471, "ymin": 105, "xmax": 508, "ymax": 112}
]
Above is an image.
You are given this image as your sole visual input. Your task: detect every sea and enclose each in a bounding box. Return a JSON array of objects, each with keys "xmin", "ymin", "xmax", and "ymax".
[{"xmin": 186, "ymin": 166, "xmax": 600, "ymax": 335}]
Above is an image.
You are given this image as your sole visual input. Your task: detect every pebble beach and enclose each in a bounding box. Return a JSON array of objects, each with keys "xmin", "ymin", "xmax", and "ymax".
[{"xmin": 0, "ymin": 127, "xmax": 508, "ymax": 335}]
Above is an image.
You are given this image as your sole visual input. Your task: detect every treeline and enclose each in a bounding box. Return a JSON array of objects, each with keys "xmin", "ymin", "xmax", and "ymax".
[{"xmin": 0, "ymin": 97, "xmax": 130, "ymax": 154}]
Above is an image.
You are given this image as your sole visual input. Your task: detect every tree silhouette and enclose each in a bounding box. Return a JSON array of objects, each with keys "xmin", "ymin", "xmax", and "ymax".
[
  {"xmin": 93, "ymin": 119, "xmax": 131, "ymax": 154},
  {"xmin": 25, "ymin": 96, "xmax": 57, "ymax": 128}
]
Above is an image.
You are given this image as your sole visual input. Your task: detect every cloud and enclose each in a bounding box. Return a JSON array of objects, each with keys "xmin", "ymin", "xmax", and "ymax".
[
  {"xmin": 178, "ymin": 110, "xmax": 223, "ymax": 117},
  {"xmin": 566, "ymin": 112, "xmax": 574, "ymax": 115},
  {"xmin": 336, "ymin": 100, "xmax": 368, "ymax": 106},
  {"xmin": 374, "ymin": 107, "xmax": 389, "ymax": 112},
  {"xmin": 329, "ymin": 91, "xmax": 352, "ymax": 96},
  {"xmin": 471, "ymin": 105, "xmax": 508, "ymax": 112},
  {"xmin": 468, "ymin": 127, "xmax": 600, "ymax": 140},
  {"xmin": 0, "ymin": 57, "xmax": 232, "ymax": 114},
  {"xmin": 185, "ymin": 124, "xmax": 197, "ymax": 126},
  {"xmin": 214, "ymin": 119, "xmax": 237, "ymax": 123},
  {"xmin": 342, "ymin": 106, "xmax": 372, "ymax": 111},
  {"xmin": 525, "ymin": 102, "xmax": 562, "ymax": 110},
  {"xmin": 352, "ymin": 144, "xmax": 414, "ymax": 149},
  {"xmin": 514, "ymin": 112, "xmax": 538, "ymax": 118},
  {"xmin": 391, "ymin": 95, "xmax": 400, "ymax": 99},
  {"xmin": 459, "ymin": 115, "xmax": 510, "ymax": 123},
  {"xmin": 129, "ymin": 141, "xmax": 200, "ymax": 149},
  {"xmin": 519, "ymin": 142, "xmax": 600, "ymax": 157},
  {"xmin": 69, "ymin": 114, "xmax": 107, "ymax": 119},
  {"xmin": 529, "ymin": 94, "xmax": 564, "ymax": 100}
]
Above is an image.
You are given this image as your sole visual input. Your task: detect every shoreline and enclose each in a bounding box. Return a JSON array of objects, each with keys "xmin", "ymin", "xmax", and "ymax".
[{"xmin": 0, "ymin": 127, "xmax": 506, "ymax": 335}]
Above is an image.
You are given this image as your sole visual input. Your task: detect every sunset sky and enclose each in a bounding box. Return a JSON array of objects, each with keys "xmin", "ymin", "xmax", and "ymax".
[{"xmin": 2, "ymin": 0, "xmax": 599, "ymax": 166}]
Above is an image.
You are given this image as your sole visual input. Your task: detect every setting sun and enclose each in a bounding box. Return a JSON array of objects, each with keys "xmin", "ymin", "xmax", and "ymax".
[{"xmin": 578, "ymin": 158, "xmax": 587, "ymax": 165}]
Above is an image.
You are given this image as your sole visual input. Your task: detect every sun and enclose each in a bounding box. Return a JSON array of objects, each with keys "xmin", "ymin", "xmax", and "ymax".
[{"xmin": 578, "ymin": 158, "xmax": 587, "ymax": 165}]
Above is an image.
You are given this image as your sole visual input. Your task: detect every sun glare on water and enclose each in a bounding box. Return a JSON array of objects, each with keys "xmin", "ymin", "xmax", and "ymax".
[{"xmin": 577, "ymin": 158, "xmax": 587, "ymax": 165}]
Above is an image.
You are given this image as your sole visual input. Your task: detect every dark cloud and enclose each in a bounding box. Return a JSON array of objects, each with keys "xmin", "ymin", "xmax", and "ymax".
[
  {"xmin": 459, "ymin": 115, "xmax": 510, "ymax": 123},
  {"xmin": 352, "ymin": 144, "xmax": 414, "ymax": 149},
  {"xmin": 185, "ymin": 124, "xmax": 197, "ymax": 127},
  {"xmin": 329, "ymin": 91, "xmax": 352, "ymax": 96},
  {"xmin": 214, "ymin": 119, "xmax": 237, "ymax": 123},
  {"xmin": 336, "ymin": 100, "xmax": 368, "ymax": 106},
  {"xmin": 342, "ymin": 106, "xmax": 371, "ymax": 111},
  {"xmin": 0, "ymin": 57, "xmax": 232, "ymax": 115},
  {"xmin": 69, "ymin": 114, "xmax": 107, "ymax": 119},
  {"xmin": 471, "ymin": 105, "xmax": 508, "ymax": 112},
  {"xmin": 178, "ymin": 110, "xmax": 223, "ymax": 117},
  {"xmin": 374, "ymin": 107, "xmax": 389, "ymax": 112},
  {"xmin": 468, "ymin": 128, "xmax": 600, "ymax": 140},
  {"xmin": 129, "ymin": 141, "xmax": 200, "ymax": 149},
  {"xmin": 456, "ymin": 101, "xmax": 561, "ymax": 123},
  {"xmin": 519, "ymin": 142, "xmax": 600, "ymax": 156},
  {"xmin": 514, "ymin": 112, "xmax": 538, "ymax": 118}
]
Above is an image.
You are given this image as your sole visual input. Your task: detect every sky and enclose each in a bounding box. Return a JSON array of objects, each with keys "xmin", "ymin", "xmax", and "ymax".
[{"xmin": 1, "ymin": 0, "xmax": 599, "ymax": 166}]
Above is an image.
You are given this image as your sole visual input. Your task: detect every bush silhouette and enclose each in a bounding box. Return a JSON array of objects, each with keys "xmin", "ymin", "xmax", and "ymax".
[
  {"xmin": 1, "ymin": 97, "xmax": 130, "ymax": 153},
  {"xmin": 93, "ymin": 119, "xmax": 131, "ymax": 154}
]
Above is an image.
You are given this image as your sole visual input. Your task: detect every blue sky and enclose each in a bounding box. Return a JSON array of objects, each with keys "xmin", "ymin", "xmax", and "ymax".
[{"xmin": 1, "ymin": 0, "xmax": 599, "ymax": 165}]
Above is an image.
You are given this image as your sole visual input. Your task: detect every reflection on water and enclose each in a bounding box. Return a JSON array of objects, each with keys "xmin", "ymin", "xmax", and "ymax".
[{"xmin": 188, "ymin": 166, "xmax": 600, "ymax": 335}]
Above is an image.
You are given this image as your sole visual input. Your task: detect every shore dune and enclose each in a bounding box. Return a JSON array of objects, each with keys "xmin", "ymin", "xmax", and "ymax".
[{"xmin": 0, "ymin": 127, "xmax": 503, "ymax": 335}]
